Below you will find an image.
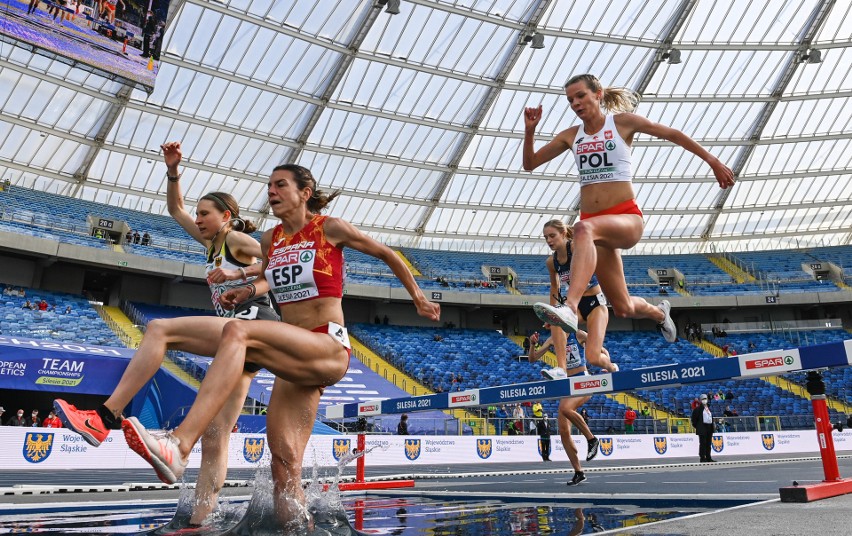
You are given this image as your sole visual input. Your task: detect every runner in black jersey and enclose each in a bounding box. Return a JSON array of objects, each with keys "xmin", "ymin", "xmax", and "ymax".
[
  {"xmin": 55, "ymin": 141, "xmax": 277, "ymax": 529},
  {"xmin": 539, "ymin": 219, "xmax": 616, "ymax": 378}
]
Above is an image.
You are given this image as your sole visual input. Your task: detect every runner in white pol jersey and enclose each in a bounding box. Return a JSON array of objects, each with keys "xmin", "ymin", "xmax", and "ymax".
[{"xmin": 524, "ymin": 74, "xmax": 734, "ymax": 341}]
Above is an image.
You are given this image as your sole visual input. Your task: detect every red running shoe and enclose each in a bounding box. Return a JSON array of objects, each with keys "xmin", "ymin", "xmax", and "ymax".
[
  {"xmin": 122, "ymin": 416, "xmax": 187, "ymax": 485},
  {"xmin": 53, "ymin": 399, "xmax": 108, "ymax": 447}
]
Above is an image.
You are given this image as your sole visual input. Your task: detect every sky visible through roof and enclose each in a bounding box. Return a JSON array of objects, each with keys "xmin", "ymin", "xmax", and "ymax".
[{"xmin": 0, "ymin": 0, "xmax": 849, "ymax": 255}]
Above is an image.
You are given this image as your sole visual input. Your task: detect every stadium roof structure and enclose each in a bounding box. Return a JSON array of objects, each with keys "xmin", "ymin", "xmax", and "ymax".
[{"xmin": 1, "ymin": 0, "xmax": 850, "ymax": 255}]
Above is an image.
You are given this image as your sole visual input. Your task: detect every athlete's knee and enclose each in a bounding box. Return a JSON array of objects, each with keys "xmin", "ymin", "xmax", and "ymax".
[
  {"xmin": 144, "ymin": 318, "xmax": 173, "ymax": 339},
  {"xmin": 572, "ymin": 220, "xmax": 593, "ymax": 241},
  {"xmin": 610, "ymin": 300, "xmax": 635, "ymax": 318},
  {"xmin": 220, "ymin": 318, "xmax": 250, "ymax": 344}
]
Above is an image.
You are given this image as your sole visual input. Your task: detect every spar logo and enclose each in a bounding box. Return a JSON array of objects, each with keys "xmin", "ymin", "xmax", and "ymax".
[
  {"xmin": 654, "ymin": 436, "xmax": 667, "ymax": 455},
  {"xmin": 332, "ymin": 438, "xmax": 351, "ymax": 461},
  {"xmin": 23, "ymin": 432, "xmax": 54, "ymax": 463},
  {"xmin": 451, "ymin": 394, "xmax": 476, "ymax": 404},
  {"xmin": 712, "ymin": 435, "xmax": 724, "ymax": 453},
  {"xmin": 243, "ymin": 438, "xmax": 265, "ymax": 463},
  {"xmin": 358, "ymin": 403, "xmax": 380, "ymax": 416},
  {"xmin": 745, "ymin": 355, "xmax": 794, "ymax": 370},
  {"xmin": 404, "ymin": 439, "xmax": 421, "ymax": 460},
  {"xmin": 476, "ymin": 439, "xmax": 492, "ymax": 459},
  {"xmin": 576, "ymin": 140, "xmax": 605, "ymax": 154},
  {"xmin": 574, "ymin": 377, "xmax": 608, "ymax": 392},
  {"xmin": 762, "ymin": 434, "xmax": 776, "ymax": 451}
]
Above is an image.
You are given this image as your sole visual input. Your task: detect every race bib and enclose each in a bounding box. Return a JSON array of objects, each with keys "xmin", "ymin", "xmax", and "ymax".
[{"xmin": 267, "ymin": 248, "xmax": 319, "ymax": 304}]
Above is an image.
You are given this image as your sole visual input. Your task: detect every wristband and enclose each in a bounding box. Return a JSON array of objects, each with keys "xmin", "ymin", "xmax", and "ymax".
[
  {"xmin": 238, "ymin": 267, "xmax": 247, "ymax": 281},
  {"xmin": 246, "ymin": 283, "xmax": 256, "ymax": 300},
  {"xmin": 166, "ymin": 172, "xmax": 181, "ymax": 182}
]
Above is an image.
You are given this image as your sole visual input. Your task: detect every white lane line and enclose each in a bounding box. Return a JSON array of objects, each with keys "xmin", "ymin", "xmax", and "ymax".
[
  {"xmin": 662, "ymin": 481, "xmax": 706, "ymax": 484},
  {"xmin": 590, "ymin": 498, "xmax": 781, "ymax": 535},
  {"xmin": 726, "ymin": 480, "xmax": 776, "ymax": 483}
]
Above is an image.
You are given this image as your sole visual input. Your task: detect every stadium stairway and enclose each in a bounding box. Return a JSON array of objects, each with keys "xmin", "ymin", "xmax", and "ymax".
[
  {"xmin": 99, "ymin": 305, "xmax": 201, "ymax": 389},
  {"xmin": 394, "ymin": 250, "xmax": 421, "ymax": 276},
  {"xmin": 764, "ymin": 375, "xmax": 852, "ymax": 416},
  {"xmin": 691, "ymin": 339, "xmax": 726, "ymax": 358},
  {"xmin": 349, "ymin": 334, "xmax": 493, "ymax": 434},
  {"xmin": 707, "ymin": 254, "xmax": 755, "ymax": 283},
  {"xmin": 96, "ymin": 305, "xmax": 142, "ymax": 348}
]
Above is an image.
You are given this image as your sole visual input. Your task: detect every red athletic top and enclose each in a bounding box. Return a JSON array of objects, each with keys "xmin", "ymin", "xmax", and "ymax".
[{"xmin": 265, "ymin": 214, "xmax": 344, "ymax": 305}]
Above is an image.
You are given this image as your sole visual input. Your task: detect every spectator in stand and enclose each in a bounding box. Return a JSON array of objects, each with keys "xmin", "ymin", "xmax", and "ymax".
[
  {"xmin": 0, "ymin": 407, "xmax": 4, "ymax": 423},
  {"xmin": 532, "ymin": 401, "xmax": 543, "ymax": 419},
  {"xmin": 64, "ymin": 305, "xmax": 72, "ymax": 314},
  {"xmin": 21, "ymin": 300, "xmax": 32, "ymax": 310},
  {"xmin": 495, "ymin": 405, "xmax": 508, "ymax": 435},
  {"xmin": 623, "ymin": 406, "xmax": 637, "ymax": 434},
  {"xmin": 49, "ymin": 304, "xmax": 56, "ymax": 313},
  {"xmin": 38, "ymin": 300, "xmax": 48, "ymax": 311},
  {"xmin": 7, "ymin": 409, "xmax": 27, "ymax": 426},
  {"xmin": 142, "ymin": 232, "xmax": 151, "ymax": 246},
  {"xmin": 725, "ymin": 389, "xmax": 735, "ymax": 401},
  {"xmin": 383, "ymin": 315, "xmax": 389, "ymax": 325},
  {"xmin": 748, "ymin": 340, "xmax": 756, "ymax": 350},
  {"xmin": 133, "ymin": 230, "xmax": 141, "ymax": 244},
  {"xmin": 29, "ymin": 409, "xmax": 39, "ymax": 427},
  {"xmin": 43, "ymin": 410, "xmax": 63, "ymax": 428},
  {"xmin": 397, "ymin": 414, "xmax": 409, "ymax": 435},
  {"xmin": 580, "ymin": 408, "xmax": 589, "ymax": 425},
  {"xmin": 125, "ymin": 230, "xmax": 133, "ymax": 243},
  {"xmin": 723, "ymin": 405, "xmax": 738, "ymax": 418},
  {"xmin": 640, "ymin": 406, "xmax": 651, "ymax": 417}
]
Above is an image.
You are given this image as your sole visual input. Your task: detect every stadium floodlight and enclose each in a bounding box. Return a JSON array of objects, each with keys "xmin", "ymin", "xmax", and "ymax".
[
  {"xmin": 530, "ymin": 33, "xmax": 545, "ymax": 49},
  {"xmin": 662, "ymin": 48, "xmax": 681, "ymax": 64},
  {"xmin": 385, "ymin": 0, "xmax": 401, "ymax": 14}
]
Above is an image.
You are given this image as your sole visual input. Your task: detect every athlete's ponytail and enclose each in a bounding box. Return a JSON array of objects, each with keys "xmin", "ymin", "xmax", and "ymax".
[
  {"xmin": 564, "ymin": 74, "xmax": 639, "ymax": 114},
  {"xmin": 272, "ymin": 164, "xmax": 340, "ymax": 214},
  {"xmin": 200, "ymin": 192, "xmax": 258, "ymax": 234},
  {"xmin": 543, "ymin": 218, "xmax": 573, "ymax": 240}
]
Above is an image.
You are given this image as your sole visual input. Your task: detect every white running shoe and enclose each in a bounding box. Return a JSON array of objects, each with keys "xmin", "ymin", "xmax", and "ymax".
[
  {"xmin": 122, "ymin": 416, "xmax": 187, "ymax": 485},
  {"xmin": 658, "ymin": 300, "xmax": 677, "ymax": 343},
  {"xmin": 541, "ymin": 367, "xmax": 568, "ymax": 380},
  {"xmin": 533, "ymin": 302, "xmax": 578, "ymax": 333}
]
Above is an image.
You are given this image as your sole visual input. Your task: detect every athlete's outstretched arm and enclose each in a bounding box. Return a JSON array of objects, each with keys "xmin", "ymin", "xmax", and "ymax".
[
  {"xmin": 325, "ymin": 218, "xmax": 440, "ymax": 322},
  {"xmin": 617, "ymin": 113, "xmax": 734, "ymax": 189}
]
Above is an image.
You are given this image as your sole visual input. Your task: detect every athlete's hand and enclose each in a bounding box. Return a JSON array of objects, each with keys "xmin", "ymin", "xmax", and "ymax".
[
  {"xmin": 523, "ymin": 105, "xmax": 543, "ymax": 131},
  {"xmin": 161, "ymin": 141, "xmax": 182, "ymax": 174},
  {"xmin": 220, "ymin": 286, "xmax": 250, "ymax": 310},
  {"xmin": 415, "ymin": 299, "xmax": 441, "ymax": 322},
  {"xmin": 710, "ymin": 159, "xmax": 735, "ymax": 189},
  {"xmin": 529, "ymin": 332, "xmax": 540, "ymax": 345},
  {"xmin": 207, "ymin": 267, "xmax": 239, "ymax": 284}
]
